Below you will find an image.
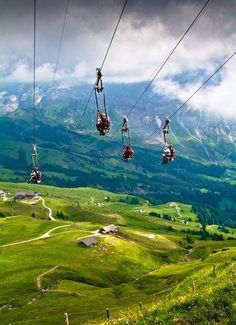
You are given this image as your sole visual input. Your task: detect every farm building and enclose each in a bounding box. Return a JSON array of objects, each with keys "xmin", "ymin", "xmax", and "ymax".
[
  {"xmin": 99, "ymin": 224, "xmax": 117, "ymax": 234},
  {"xmin": 78, "ymin": 237, "xmax": 98, "ymax": 247},
  {"xmin": 14, "ymin": 191, "xmax": 38, "ymax": 201},
  {"xmin": 0, "ymin": 190, "xmax": 6, "ymax": 198}
]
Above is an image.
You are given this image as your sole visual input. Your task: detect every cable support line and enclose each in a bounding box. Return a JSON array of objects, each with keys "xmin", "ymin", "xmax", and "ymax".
[
  {"xmin": 75, "ymin": 0, "xmax": 128, "ymax": 132},
  {"xmin": 27, "ymin": 0, "xmax": 42, "ymax": 184},
  {"xmin": 144, "ymin": 50, "xmax": 236, "ymax": 142},
  {"xmin": 110, "ymin": 0, "xmax": 214, "ymax": 139},
  {"xmin": 52, "ymin": 0, "xmax": 70, "ymax": 87},
  {"xmin": 100, "ymin": 0, "xmax": 128, "ymax": 70},
  {"xmin": 33, "ymin": 0, "xmax": 37, "ymax": 144},
  {"xmin": 75, "ymin": 87, "xmax": 94, "ymax": 133}
]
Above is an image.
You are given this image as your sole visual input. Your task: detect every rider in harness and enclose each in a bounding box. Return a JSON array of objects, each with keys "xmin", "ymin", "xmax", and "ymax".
[
  {"xmin": 28, "ymin": 166, "xmax": 42, "ymax": 184},
  {"xmin": 96, "ymin": 111, "xmax": 110, "ymax": 136},
  {"xmin": 162, "ymin": 117, "xmax": 175, "ymax": 164},
  {"xmin": 27, "ymin": 145, "xmax": 42, "ymax": 183},
  {"xmin": 95, "ymin": 68, "xmax": 110, "ymax": 135},
  {"xmin": 121, "ymin": 116, "xmax": 134, "ymax": 162},
  {"xmin": 123, "ymin": 145, "xmax": 134, "ymax": 162}
]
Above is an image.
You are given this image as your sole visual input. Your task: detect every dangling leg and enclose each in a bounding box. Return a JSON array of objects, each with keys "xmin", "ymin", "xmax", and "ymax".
[
  {"xmin": 28, "ymin": 170, "xmax": 36, "ymax": 183},
  {"xmin": 95, "ymin": 68, "xmax": 103, "ymax": 92}
]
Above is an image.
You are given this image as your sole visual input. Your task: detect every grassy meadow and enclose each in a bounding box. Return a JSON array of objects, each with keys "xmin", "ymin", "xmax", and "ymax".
[{"xmin": 0, "ymin": 182, "xmax": 235, "ymax": 324}]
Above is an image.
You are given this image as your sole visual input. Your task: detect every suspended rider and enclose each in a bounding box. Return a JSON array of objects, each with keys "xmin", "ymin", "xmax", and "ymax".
[
  {"xmin": 27, "ymin": 145, "xmax": 42, "ymax": 183},
  {"xmin": 28, "ymin": 166, "xmax": 42, "ymax": 184},
  {"xmin": 162, "ymin": 117, "xmax": 175, "ymax": 164},
  {"xmin": 96, "ymin": 111, "xmax": 110, "ymax": 136},
  {"xmin": 95, "ymin": 68, "xmax": 110, "ymax": 135},
  {"xmin": 123, "ymin": 145, "xmax": 134, "ymax": 162},
  {"xmin": 95, "ymin": 68, "xmax": 104, "ymax": 93},
  {"xmin": 121, "ymin": 116, "xmax": 134, "ymax": 162}
]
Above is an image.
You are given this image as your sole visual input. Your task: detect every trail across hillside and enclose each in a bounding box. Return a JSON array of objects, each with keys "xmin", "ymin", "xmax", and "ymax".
[
  {"xmin": 0, "ymin": 224, "xmax": 102, "ymax": 248},
  {"xmin": 35, "ymin": 231, "xmax": 104, "ymax": 291},
  {"xmin": 36, "ymin": 265, "xmax": 59, "ymax": 291},
  {"xmin": 0, "ymin": 225, "xmax": 71, "ymax": 248},
  {"xmin": 27, "ymin": 196, "xmax": 55, "ymax": 221},
  {"xmin": 38, "ymin": 196, "xmax": 55, "ymax": 221}
]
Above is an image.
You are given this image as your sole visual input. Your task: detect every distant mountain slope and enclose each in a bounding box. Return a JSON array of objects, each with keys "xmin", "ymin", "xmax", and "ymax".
[
  {"xmin": 0, "ymin": 115, "xmax": 235, "ymax": 226},
  {"xmin": 1, "ymin": 82, "xmax": 236, "ymax": 165}
]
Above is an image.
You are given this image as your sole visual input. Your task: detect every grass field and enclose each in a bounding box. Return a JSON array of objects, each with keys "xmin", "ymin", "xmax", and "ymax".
[{"xmin": 0, "ymin": 182, "xmax": 235, "ymax": 324}]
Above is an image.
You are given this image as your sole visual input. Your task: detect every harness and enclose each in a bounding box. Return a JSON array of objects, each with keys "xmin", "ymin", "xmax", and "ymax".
[
  {"xmin": 121, "ymin": 116, "xmax": 133, "ymax": 161},
  {"xmin": 28, "ymin": 144, "xmax": 42, "ymax": 183},
  {"xmin": 162, "ymin": 117, "xmax": 175, "ymax": 163},
  {"xmin": 95, "ymin": 69, "xmax": 110, "ymax": 135}
]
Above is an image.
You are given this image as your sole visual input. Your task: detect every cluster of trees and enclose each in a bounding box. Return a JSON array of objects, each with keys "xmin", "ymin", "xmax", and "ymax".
[
  {"xmin": 56, "ymin": 211, "xmax": 69, "ymax": 220},
  {"xmin": 149, "ymin": 212, "xmax": 161, "ymax": 218},
  {"xmin": 148, "ymin": 212, "xmax": 173, "ymax": 221},
  {"xmin": 191, "ymin": 203, "xmax": 236, "ymax": 229},
  {"xmin": 218, "ymin": 225, "xmax": 230, "ymax": 234},
  {"xmin": 182, "ymin": 227, "xmax": 224, "ymax": 241},
  {"xmin": 148, "ymin": 210, "xmax": 232, "ymax": 240},
  {"xmin": 148, "ymin": 212, "xmax": 191, "ymax": 225},
  {"xmin": 192, "ymin": 205, "xmax": 216, "ymax": 225},
  {"xmin": 118, "ymin": 196, "xmax": 140, "ymax": 205},
  {"xmin": 163, "ymin": 214, "xmax": 172, "ymax": 221}
]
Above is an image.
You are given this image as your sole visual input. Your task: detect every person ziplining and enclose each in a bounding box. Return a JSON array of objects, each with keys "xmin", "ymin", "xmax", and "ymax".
[
  {"xmin": 162, "ymin": 117, "xmax": 175, "ymax": 164},
  {"xmin": 110, "ymin": 0, "xmax": 214, "ymax": 140},
  {"xmin": 21, "ymin": 0, "xmax": 236, "ymax": 178},
  {"xmin": 74, "ymin": 0, "xmax": 128, "ymax": 133},
  {"xmin": 95, "ymin": 68, "xmax": 110, "ymax": 136},
  {"xmin": 121, "ymin": 116, "xmax": 133, "ymax": 162},
  {"xmin": 28, "ymin": 144, "xmax": 42, "ymax": 184},
  {"xmin": 27, "ymin": 0, "xmax": 42, "ymax": 184}
]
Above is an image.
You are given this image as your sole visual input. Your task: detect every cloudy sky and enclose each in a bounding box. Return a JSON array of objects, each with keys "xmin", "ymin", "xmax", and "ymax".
[{"xmin": 0, "ymin": 0, "xmax": 236, "ymax": 117}]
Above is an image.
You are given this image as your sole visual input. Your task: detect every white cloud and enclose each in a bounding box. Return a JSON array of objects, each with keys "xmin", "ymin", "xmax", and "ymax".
[
  {"xmin": 3, "ymin": 61, "xmax": 92, "ymax": 84},
  {"xmin": 4, "ymin": 61, "xmax": 55, "ymax": 83},
  {"xmin": 71, "ymin": 62, "xmax": 89, "ymax": 79},
  {"xmin": 153, "ymin": 58, "xmax": 236, "ymax": 118},
  {"xmin": 1, "ymin": 0, "xmax": 236, "ymax": 117},
  {"xmin": 4, "ymin": 61, "xmax": 32, "ymax": 83},
  {"xmin": 191, "ymin": 62, "xmax": 236, "ymax": 118}
]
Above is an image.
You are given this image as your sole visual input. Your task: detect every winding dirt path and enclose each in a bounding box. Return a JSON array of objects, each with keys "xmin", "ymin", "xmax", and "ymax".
[
  {"xmin": 27, "ymin": 196, "xmax": 55, "ymax": 221},
  {"xmin": 38, "ymin": 196, "xmax": 55, "ymax": 221},
  {"xmin": 36, "ymin": 265, "xmax": 60, "ymax": 291},
  {"xmin": 0, "ymin": 225, "xmax": 71, "ymax": 248},
  {"xmin": 35, "ymin": 231, "xmax": 102, "ymax": 291}
]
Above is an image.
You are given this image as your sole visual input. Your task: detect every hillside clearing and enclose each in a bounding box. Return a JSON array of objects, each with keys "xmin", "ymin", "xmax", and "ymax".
[{"xmin": 0, "ymin": 182, "xmax": 235, "ymax": 324}]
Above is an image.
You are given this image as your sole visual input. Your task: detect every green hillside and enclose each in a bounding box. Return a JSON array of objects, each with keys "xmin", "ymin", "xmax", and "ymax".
[
  {"xmin": 0, "ymin": 182, "xmax": 236, "ymax": 324},
  {"xmin": 0, "ymin": 117, "xmax": 236, "ymax": 227}
]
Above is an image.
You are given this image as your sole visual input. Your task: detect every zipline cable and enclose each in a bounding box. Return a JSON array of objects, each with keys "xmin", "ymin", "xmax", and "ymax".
[
  {"xmin": 63, "ymin": 0, "xmax": 128, "ymax": 196},
  {"xmin": 33, "ymin": 0, "xmax": 36, "ymax": 144},
  {"xmin": 144, "ymin": 51, "xmax": 236, "ymax": 142},
  {"xmin": 28, "ymin": 0, "xmax": 41, "ymax": 183},
  {"xmin": 52, "ymin": 0, "xmax": 70, "ymax": 87},
  {"xmin": 168, "ymin": 53, "xmax": 236, "ymax": 119},
  {"xmin": 100, "ymin": 0, "xmax": 128, "ymax": 70},
  {"xmin": 75, "ymin": 0, "xmax": 128, "ymax": 132},
  {"xmin": 111, "ymin": 0, "xmax": 214, "ymax": 139}
]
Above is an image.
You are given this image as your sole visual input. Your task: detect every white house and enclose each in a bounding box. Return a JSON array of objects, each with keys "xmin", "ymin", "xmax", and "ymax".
[{"xmin": 0, "ymin": 190, "xmax": 6, "ymax": 199}]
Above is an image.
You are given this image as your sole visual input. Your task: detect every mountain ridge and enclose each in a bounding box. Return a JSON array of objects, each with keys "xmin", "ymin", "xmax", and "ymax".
[{"xmin": 0, "ymin": 83, "xmax": 236, "ymax": 227}]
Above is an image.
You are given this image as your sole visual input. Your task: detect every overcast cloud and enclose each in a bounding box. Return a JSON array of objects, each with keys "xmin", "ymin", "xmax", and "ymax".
[{"xmin": 0, "ymin": 0, "xmax": 236, "ymax": 117}]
